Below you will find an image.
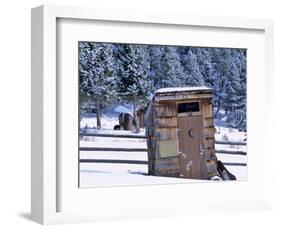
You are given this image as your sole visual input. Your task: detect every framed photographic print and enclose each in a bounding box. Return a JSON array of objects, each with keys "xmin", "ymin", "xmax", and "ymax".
[
  {"xmin": 31, "ymin": 5, "xmax": 274, "ymax": 224},
  {"xmin": 78, "ymin": 42, "xmax": 246, "ymax": 188}
]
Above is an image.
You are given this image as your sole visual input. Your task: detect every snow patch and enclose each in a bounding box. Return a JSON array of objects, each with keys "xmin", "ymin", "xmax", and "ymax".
[
  {"xmin": 156, "ymin": 86, "xmax": 211, "ymax": 94},
  {"xmin": 215, "ymin": 126, "xmax": 246, "ymax": 143}
]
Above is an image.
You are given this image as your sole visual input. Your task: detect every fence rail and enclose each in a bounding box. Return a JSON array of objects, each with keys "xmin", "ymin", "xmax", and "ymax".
[
  {"xmin": 80, "ymin": 147, "xmax": 148, "ymax": 152},
  {"xmin": 215, "ymin": 149, "xmax": 246, "ymax": 155},
  {"xmin": 80, "ymin": 159, "xmax": 148, "ymax": 165},
  {"xmin": 80, "ymin": 132, "xmax": 247, "ymax": 146},
  {"xmin": 80, "ymin": 132, "xmax": 247, "ymax": 166},
  {"xmin": 80, "ymin": 147, "xmax": 246, "ymax": 155},
  {"xmin": 223, "ymin": 162, "xmax": 247, "ymax": 166},
  {"xmin": 215, "ymin": 140, "xmax": 246, "ymax": 146},
  {"xmin": 79, "ymin": 159, "xmax": 246, "ymax": 167},
  {"xmin": 80, "ymin": 132, "xmax": 147, "ymax": 139}
]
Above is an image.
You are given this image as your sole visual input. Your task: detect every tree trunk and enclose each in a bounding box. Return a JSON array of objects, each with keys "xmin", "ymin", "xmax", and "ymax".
[
  {"xmin": 133, "ymin": 103, "xmax": 140, "ymax": 133},
  {"xmin": 215, "ymin": 101, "xmax": 221, "ymax": 118},
  {"xmin": 236, "ymin": 111, "xmax": 246, "ymax": 129},
  {"xmin": 96, "ymin": 102, "xmax": 101, "ymax": 129}
]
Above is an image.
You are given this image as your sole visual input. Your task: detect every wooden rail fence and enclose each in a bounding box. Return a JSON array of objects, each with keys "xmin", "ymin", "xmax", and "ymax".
[
  {"xmin": 80, "ymin": 132, "xmax": 247, "ymax": 167},
  {"xmin": 80, "ymin": 132, "xmax": 147, "ymax": 139},
  {"xmin": 79, "ymin": 159, "xmax": 246, "ymax": 167}
]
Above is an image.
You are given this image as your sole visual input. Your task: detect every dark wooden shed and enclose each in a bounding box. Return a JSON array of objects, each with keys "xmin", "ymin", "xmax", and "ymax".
[{"xmin": 145, "ymin": 87, "xmax": 218, "ymax": 180}]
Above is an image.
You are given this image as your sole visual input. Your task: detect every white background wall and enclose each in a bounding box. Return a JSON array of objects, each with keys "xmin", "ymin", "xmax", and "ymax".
[{"xmin": 0, "ymin": 0, "xmax": 280, "ymax": 229}]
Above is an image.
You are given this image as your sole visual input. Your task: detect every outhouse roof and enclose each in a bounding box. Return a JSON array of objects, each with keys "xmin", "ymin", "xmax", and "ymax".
[
  {"xmin": 155, "ymin": 86, "xmax": 213, "ymax": 94},
  {"xmin": 154, "ymin": 86, "xmax": 213, "ymax": 102}
]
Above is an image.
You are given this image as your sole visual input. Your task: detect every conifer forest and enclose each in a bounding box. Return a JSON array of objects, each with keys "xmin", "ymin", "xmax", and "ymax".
[{"xmin": 79, "ymin": 42, "xmax": 246, "ymax": 130}]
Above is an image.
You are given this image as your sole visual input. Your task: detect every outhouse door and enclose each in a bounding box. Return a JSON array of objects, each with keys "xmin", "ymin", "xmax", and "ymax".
[{"xmin": 178, "ymin": 115, "xmax": 203, "ymax": 179}]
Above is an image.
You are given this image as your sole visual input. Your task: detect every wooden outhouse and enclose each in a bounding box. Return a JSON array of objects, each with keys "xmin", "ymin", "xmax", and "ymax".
[{"xmin": 145, "ymin": 87, "xmax": 218, "ymax": 180}]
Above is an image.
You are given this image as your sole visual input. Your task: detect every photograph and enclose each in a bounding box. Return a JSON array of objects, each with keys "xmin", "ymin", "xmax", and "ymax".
[{"xmin": 79, "ymin": 42, "xmax": 247, "ymax": 188}]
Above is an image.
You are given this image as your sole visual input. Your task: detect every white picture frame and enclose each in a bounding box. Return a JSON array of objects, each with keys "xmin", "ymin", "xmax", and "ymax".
[{"xmin": 31, "ymin": 5, "xmax": 274, "ymax": 225}]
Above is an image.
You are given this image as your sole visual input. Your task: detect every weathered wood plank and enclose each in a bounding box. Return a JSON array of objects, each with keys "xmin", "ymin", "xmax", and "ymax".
[
  {"xmin": 155, "ymin": 94, "xmax": 213, "ymax": 102},
  {"xmin": 80, "ymin": 159, "xmax": 148, "ymax": 164},
  {"xmin": 215, "ymin": 150, "xmax": 247, "ymax": 155},
  {"xmin": 154, "ymin": 104, "xmax": 177, "ymax": 117},
  {"xmin": 215, "ymin": 141, "xmax": 247, "ymax": 146},
  {"xmin": 155, "ymin": 116, "xmax": 177, "ymax": 127},
  {"xmin": 80, "ymin": 147, "xmax": 148, "ymax": 152},
  {"xmin": 154, "ymin": 115, "xmax": 177, "ymax": 118},
  {"xmin": 155, "ymin": 127, "xmax": 177, "ymax": 140},
  {"xmin": 203, "ymin": 139, "xmax": 215, "ymax": 149},
  {"xmin": 80, "ymin": 132, "xmax": 146, "ymax": 139},
  {"xmin": 155, "ymin": 125, "xmax": 178, "ymax": 129},
  {"xmin": 203, "ymin": 119, "xmax": 214, "ymax": 128},
  {"xmin": 223, "ymin": 162, "xmax": 247, "ymax": 166},
  {"xmin": 202, "ymin": 100, "xmax": 213, "ymax": 118},
  {"xmin": 203, "ymin": 127, "xmax": 215, "ymax": 138}
]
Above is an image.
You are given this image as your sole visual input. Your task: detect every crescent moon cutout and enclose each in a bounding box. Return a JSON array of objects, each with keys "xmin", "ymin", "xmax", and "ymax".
[{"xmin": 188, "ymin": 128, "xmax": 194, "ymax": 138}]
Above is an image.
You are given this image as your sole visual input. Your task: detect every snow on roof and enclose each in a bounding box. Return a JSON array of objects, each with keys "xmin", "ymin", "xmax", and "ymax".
[{"xmin": 155, "ymin": 86, "xmax": 212, "ymax": 94}]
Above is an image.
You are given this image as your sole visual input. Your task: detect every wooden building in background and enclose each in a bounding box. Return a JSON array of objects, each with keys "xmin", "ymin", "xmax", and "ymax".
[{"xmin": 145, "ymin": 87, "xmax": 218, "ymax": 180}]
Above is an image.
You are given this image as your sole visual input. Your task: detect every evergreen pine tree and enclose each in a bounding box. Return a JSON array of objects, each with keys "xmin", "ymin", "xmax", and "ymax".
[
  {"xmin": 192, "ymin": 48, "xmax": 215, "ymax": 88},
  {"xmin": 210, "ymin": 48, "xmax": 231, "ymax": 118},
  {"xmin": 116, "ymin": 44, "xmax": 153, "ymax": 132},
  {"xmin": 210, "ymin": 48, "xmax": 246, "ymax": 129},
  {"xmin": 79, "ymin": 42, "xmax": 117, "ymax": 128},
  {"xmin": 147, "ymin": 46, "xmax": 165, "ymax": 89},
  {"xmin": 158, "ymin": 47, "xmax": 185, "ymax": 88},
  {"xmin": 182, "ymin": 50, "xmax": 205, "ymax": 86}
]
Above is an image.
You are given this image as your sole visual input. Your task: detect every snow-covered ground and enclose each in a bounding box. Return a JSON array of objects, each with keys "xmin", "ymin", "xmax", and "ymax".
[
  {"xmin": 80, "ymin": 109, "xmax": 247, "ymax": 188},
  {"xmin": 80, "ymin": 104, "xmax": 134, "ymax": 130},
  {"xmin": 80, "ymin": 112, "xmax": 119, "ymax": 130},
  {"xmin": 80, "ymin": 163, "xmax": 193, "ymax": 188}
]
